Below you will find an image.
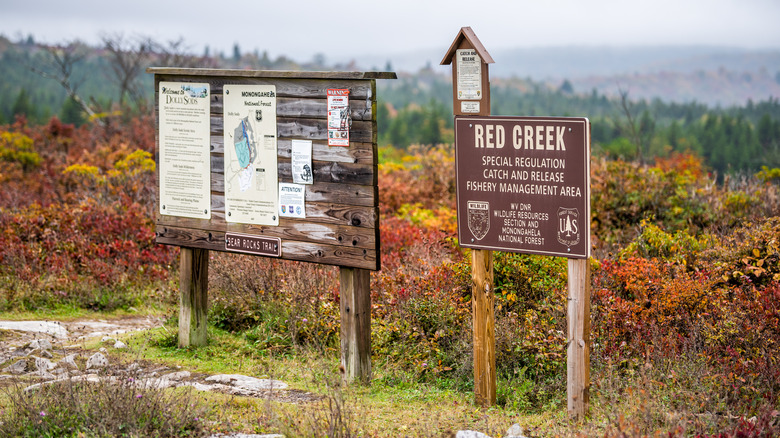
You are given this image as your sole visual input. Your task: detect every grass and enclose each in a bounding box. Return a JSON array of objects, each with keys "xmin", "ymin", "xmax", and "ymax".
[
  {"xmin": 111, "ymin": 321, "xmax": 527, "ymax": 436},
  {"xmin": 2, "ymin": 305, "xmax": 778, "ymax": 437}
]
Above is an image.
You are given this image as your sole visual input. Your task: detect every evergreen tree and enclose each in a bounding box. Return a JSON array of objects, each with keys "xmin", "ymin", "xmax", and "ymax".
[
  {"xmin": 60, "ymin": 95, "xmax": 87, "ymax": 126},
  {"xmin": 11, "ymin": 88, "xmax": 34, "ymax": 120}
]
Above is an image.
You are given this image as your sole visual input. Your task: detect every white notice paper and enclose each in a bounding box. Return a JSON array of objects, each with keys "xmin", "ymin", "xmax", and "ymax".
[
  {"xmin": 278, "ymin": 183, "xmax": 306, "ymax": 218},
  {"xmin": 158, "ymin": 81, "xmax": 211, "ymax": 219},
  {"xmin": 223, "ymin": 84, "xmax": 279, "ymax": 225},
  {"xmin": 457, "ymin": 49, "xmax": 482, "ymax": 100},
  {"xmin": 291, "ymin": 139, "xmax": 313, "ymax": 184}
]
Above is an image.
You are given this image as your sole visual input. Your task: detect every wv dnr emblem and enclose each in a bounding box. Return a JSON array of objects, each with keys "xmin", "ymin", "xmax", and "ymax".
[
  {"xmin": 467, "ymin": 201, "xmax": 490, "ymax": 240},
  {"xmin": 557, "ymin": 207, "xmax": 580, "ymax": 247}
]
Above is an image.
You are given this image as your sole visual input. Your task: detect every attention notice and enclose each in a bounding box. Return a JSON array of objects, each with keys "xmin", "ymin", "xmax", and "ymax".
[{"xmin": 455, "ymin": 116, "xmax": 590, "ymax": 258}]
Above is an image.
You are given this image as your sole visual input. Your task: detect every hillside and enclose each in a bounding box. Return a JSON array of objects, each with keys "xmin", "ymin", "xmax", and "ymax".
[{"xmin": 357, "ymin": 45, "xmax": 780, "ymax": 106}]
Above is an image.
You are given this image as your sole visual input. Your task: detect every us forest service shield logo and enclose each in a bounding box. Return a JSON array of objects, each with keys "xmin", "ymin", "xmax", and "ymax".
[
  {"xmin": 557, "ymin": 207, "xmax": 581, "ymax": 247},
  {"xmin": 467, "ymin": 201, "xmax": 490, "ymax": 241},
  {"xmin": 255, "ymin": 109, "xmax": 263, "ymax": 122}
]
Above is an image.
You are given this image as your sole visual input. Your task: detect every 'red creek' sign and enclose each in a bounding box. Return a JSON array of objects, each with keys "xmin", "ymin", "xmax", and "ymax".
[{"xmin": 455, "ymin": 116, "xmax": 590, "ymax": 258}]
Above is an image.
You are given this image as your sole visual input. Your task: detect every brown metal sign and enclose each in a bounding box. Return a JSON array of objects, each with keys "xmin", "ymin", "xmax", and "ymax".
[
  {"xmin": 455, "ymin": 116, "xmax": 590, "ymax": 258},
  {"xmin": 225, "ymin": 232, "xmax": 281, "ymax": 257}
]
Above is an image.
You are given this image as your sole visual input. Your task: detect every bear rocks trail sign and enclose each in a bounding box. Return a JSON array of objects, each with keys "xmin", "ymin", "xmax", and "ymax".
[
  {"xmin": 148, "ymin": 68, "xmax": 396, "ymax": 385},
  {"xmin": 454, "ymin": 116, "xmax": 590, "ymax": 258}
]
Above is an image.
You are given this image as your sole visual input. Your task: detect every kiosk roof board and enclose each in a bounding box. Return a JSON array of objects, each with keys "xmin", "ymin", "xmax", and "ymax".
[{"xmin": 149, "ymin": 68, "xmax": 396, "ymax": 271}]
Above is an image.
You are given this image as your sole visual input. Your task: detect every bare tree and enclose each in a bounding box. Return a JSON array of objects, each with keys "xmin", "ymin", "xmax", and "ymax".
[
  {"xmin": 29, "ymin": 40, "xmax": 97, "ymax": 119},
  {"xmin": 150, "ymin": 37, "xmax": 215, "ymax": 68},
  {"xmin": 101, "ymin": 33, "xmax": 152, "ymax": 109},
  {"xmin": 618, "ymin": 87, "xmax": 645, "ymax": 164}
]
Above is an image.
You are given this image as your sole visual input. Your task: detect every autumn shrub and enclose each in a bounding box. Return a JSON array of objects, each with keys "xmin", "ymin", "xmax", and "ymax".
[
  {"xmin": 593, "ymin": 256, "xmax": 717, "ymax": 362},
  {"xmin": 592, "ymin": 217, "xmax": 780, "ymax": 412},
  {"xmin": 378, "ymin": 143, "xmax": 456, "ymax": 215},
  {"xmin": 591, "ymin": 153, "xmax": 780, "ymax": 256},
  {"xmin": 715, "ymin": 217, "xmax": 780, "ymax": 287},
  {"xmin": 208, "ymin": 253, "xmax": 340, "ymax": 352},
  {"xmin": 590, "ymin": 154, "xmax": 719, "ymax": 253},
  {"xmin": 0, "ymin": 199, "xmax": 177, "ymax": 311},
  {"xmin": 0, "ymin": 116, "xmax": 174, "ymax": 311},
  {"xmin": 0, "ymin": 374, "xmax": 212, "ymax": 437}
]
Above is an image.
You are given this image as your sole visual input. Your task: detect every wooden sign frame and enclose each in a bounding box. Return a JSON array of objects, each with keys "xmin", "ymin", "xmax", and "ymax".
[
  {"xmin": 148, "ymin": 68, "xmax": 395, "ymax": 384},
  {"xmin": 149, "ymin": 68, "xmax": 395, "ymax": 271}
]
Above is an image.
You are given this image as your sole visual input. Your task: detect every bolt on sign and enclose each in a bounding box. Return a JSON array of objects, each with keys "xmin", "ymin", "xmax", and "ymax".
[{"xmin": 455, "ymin": 116, "xmax": 591, "ymax": 258}]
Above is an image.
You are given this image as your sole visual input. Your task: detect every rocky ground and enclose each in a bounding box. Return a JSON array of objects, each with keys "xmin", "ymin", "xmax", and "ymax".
[
  {"xmin": 0, "ymin": 317, "xmax": 315, "ymax": 437},
  {"xmin": 0, "ymin": 317, "xmax": 319, "ymax": 411},
  {"xmin": 0, "ymin": 318, "xmax": 527, "ymax": 438}
]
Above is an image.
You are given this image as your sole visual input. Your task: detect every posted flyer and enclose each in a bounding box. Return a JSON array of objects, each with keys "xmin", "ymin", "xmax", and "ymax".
[
  {"xmin": 158, "ymin": 81, "xmax": 211, "ymax": 219},
  {"xmin": 327, "ymin": 89, "xmax": 350, "ymax": 146},
  {"xmin": 291, "ymin": 139, "xmax": 313, "ymax": 184},
  {"xmin": 278, "ymin": 183, "xmax": 306, "ymax": 218}
]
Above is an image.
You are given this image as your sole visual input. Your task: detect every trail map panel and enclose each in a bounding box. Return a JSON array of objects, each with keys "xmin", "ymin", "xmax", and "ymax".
[
  {"xmin": 455, "ymin": 116, "xmax": 590, "ymax": 258},
  {"xmin": 158, "ymin": 81, "xmax": 211, "ymax": 219},
  {"xmin": 223, "ymin": 84, "xmax": 279, "ymax": 226}
]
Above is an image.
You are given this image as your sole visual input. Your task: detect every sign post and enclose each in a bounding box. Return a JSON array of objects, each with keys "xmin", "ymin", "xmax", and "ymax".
[
  {"xmin": 441, "ymin": 27, "xmax": 497, "ymax": 407},
  {"xmin": 443, "ymin": 28, "xmax": 592, "ymax": 417}
]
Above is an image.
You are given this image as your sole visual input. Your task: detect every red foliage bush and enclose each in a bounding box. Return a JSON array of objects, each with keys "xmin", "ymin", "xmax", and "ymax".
[
  {"xmin": 0, "ymin": 199, "xmax": 175, "ymax": 286},
  {"xmin": 0, "ymin": 116, "xmax": 172, "ymax": 307}
]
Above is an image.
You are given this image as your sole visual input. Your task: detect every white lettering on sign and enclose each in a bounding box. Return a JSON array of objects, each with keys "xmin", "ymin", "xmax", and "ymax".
[
  {"xmin": 475, "ymin": 124, "xmax": 566, "ymax": 150},
  {"xmin": 474, "ymin": 124, "xmax": 506, "ymax": 148},
  {"xmin": 508, "ymin": 125, "xmax": 566, "ymax": 150}
]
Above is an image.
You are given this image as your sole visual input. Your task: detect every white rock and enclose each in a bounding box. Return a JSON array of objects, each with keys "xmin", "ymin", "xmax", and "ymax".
[
  {"xmin": 86, "ymin": 353, "xmax": 108, "ymax": 369},
  {"xmin": 205, "ymin": 374, "xmax": 288, "ymax": 391},
  {"xmin": 29, "ymin": 339, "xmax": 53, "ymax": 350},
  {"xmin": 3, "ymin": 359, "xmax": 28, "ymax": 374},
  {"xmin": 28, "ymin": 369, "xmax": 56, "ymax": 380},
  {"xmin": 163, "ymin": 370, "xmax": 191, "ymax": 381},
  {"xmin": 506, "ymin": 423, "xmax": 527, "ymax": 438},
  {"xmin": 135, "ymin": 377, "xmax": 177, "ymax": 390},
  {"xmin": 113, "ymin": 340, "xmax": 127, "ymax": 349},
  {"xmin": 188, "ymin": 382, "xmax": 216, "ymax": 392},
  {"xmin": 101, "ymin": 336, "xmax": 116, "ymax": 343},
  {"xmin": 34, "ymin": 356, "xmax": 56, "ymax": 371},
  {"xmin": 0, "ymin": 321, "xmax": 68, "ymax": 339},
  {"xmin": 456, "ymin": 431, "xmax": 491, "ymax": 438},
  {"xmin": 59, "ymin": 354, "xmax": 79, "ymax": 370}
]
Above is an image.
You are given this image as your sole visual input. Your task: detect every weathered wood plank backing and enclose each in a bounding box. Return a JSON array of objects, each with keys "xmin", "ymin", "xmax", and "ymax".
[{"xmin": 151, "ymin": 69, "xmax": 385, "ymax": 271}]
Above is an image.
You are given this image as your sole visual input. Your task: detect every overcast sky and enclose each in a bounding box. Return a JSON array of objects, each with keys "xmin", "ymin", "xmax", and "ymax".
[{"xmin": 1, "ymin": 0, "xmax": 778, "ymax": 66}]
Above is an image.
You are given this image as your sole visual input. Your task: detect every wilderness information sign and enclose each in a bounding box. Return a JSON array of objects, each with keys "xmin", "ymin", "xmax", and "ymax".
[
  {"xmin": 454, "ymin": 116, "xmax": 590, "ymax": 258},
  {"xmin": 158, "ymin": 82, "xmax": 211, "ymax": 219}
]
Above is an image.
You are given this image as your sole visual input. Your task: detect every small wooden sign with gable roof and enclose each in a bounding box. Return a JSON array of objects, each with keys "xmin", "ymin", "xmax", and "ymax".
[{"xmin": 441, "ymin": 26, "xmax": 494, "ymax": 116}]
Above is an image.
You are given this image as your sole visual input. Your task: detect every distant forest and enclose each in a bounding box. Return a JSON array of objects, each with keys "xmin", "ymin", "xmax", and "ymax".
[{"xmin": 1, "ymin": 34, "xmax": 779, "ymax": 175}]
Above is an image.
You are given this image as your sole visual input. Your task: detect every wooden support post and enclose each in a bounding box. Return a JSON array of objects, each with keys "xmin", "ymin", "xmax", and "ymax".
[
  {"xmin": 179, "ymin": 247, "xmax": 209, "ymax": 348},
  {"xmin": 567, "ymin": 258, "xmax": 591, "ymax": 419},
  {"xmin": 472, "ymin": 249, "xmax": 496, "ymax": 406},
  {"xmin": 340, "ymin": 267, "xmax": 371, "ymax": 384}
]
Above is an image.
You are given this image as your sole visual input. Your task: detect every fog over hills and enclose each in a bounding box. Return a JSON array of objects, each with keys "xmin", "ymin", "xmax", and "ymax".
[{"xmin": 355, "ymin": 45, "xmax": 780, "ymax": 106}]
